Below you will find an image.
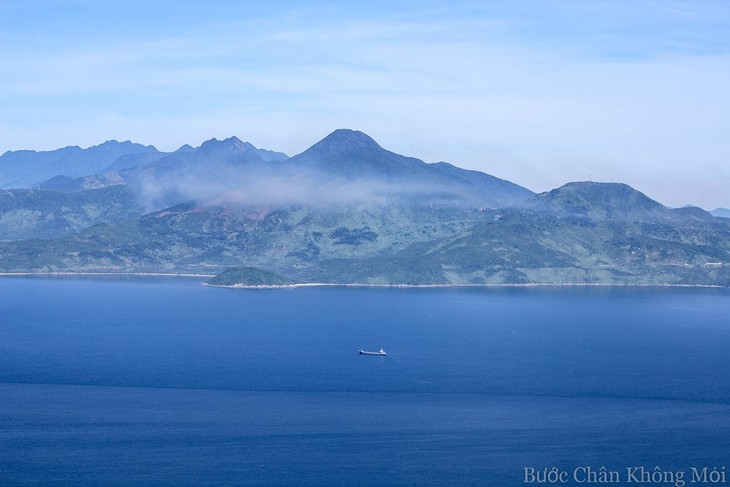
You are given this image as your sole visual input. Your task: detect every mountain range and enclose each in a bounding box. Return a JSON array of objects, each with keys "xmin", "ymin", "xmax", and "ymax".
[
  {"xmin": 1, "ymin": 129, "xmax": 728, "ymax": 286},
  {"xmin": 0, "ymin": 140, "xmax": 159, "ymax": 189}
]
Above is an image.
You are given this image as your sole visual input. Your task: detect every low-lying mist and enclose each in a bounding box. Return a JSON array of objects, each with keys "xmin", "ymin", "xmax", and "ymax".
[{"xmin": 134, "ymin": 166, "xmax": 484, "ymax": 212}]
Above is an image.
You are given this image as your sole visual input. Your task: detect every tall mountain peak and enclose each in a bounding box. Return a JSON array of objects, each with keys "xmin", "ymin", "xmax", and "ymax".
[
  {"xmin": 548, "ymin": 182, "xmax": 661, "ymax": 206},
  {"xmin": 309, "ymin": 129, "xmax": 382, "ymax": 154},
  {"xmin": 288, "ymin": 129, "xmax": 415, "ymax": 177},
  {"xmin": 199, "ymin": 136, "xmax": 250, "ymax": 154},
  {"xmin": 530, "ymin": 181, "xmax": 667, "ymax": 220}
]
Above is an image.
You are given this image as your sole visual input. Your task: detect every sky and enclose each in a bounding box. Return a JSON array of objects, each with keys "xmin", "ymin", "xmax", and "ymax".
[{"xmin": 1, "ymin": 0, "xmax": 729, "ymax": 209}]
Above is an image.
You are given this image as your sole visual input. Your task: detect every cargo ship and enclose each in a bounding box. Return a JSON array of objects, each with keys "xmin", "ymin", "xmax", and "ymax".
[{"xmin": 358, "ymin": 348, "xmax": 386, "ymax": 356}]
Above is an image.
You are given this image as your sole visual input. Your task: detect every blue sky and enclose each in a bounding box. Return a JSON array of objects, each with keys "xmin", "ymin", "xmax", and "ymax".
[{"xmin": 2, "ymin": 0, "xmax": 729, "ymax": 208}]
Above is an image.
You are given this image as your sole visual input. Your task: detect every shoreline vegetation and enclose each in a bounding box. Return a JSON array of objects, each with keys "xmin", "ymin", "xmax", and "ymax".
[{"xmin": 0, "ymin": 272, "xmax": 723, "ymax": 289}]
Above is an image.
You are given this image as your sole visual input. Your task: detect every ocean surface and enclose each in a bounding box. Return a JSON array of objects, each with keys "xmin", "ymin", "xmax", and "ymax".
[{"xmin": 1, "ymin": 277, "xmax": 729, "ymax": 485}]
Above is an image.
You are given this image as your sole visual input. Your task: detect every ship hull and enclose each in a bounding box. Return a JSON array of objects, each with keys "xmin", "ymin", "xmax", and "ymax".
[{"xmin": 359, "ymin": 350, "xmax": 386, "ymax": 356}]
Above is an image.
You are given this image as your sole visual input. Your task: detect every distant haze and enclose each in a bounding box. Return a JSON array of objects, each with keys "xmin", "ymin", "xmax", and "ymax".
[
  {"xmin": 125, "ymin": 130, "xmax": 534, "ymax": 211},
  {"xmin": 1, "ymin": 1, "xmax": 728, "ymax": 209}
]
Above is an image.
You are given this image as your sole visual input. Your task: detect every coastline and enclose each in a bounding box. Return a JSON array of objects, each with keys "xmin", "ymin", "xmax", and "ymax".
[
  {"xmin": 203, "ymin": 281, "xmax": 725, "ymax": 290},
  {"xmin": 0, "ymin": 272, "xmax": 724, "ymax": 289},
  {"xmin": 0, "ymin": 271, "xmax": 216, "ymax": 278}
]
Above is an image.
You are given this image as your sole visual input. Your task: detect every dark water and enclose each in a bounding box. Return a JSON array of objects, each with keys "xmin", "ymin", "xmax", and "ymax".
[{"xmin": 1, "ymin": 277, "xmax": 729, "ymax": 485}]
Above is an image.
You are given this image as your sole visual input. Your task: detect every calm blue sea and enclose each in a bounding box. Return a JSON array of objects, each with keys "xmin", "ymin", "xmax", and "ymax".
[{"xmin": 1, "ymin": 277, "xmax": 729, "ymax": 485}]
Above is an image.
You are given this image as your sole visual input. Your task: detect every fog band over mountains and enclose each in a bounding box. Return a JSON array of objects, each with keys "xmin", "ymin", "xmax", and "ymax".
[{"xmin": 1, "ymin": 129, "xmax": 729, "ymax": 286}]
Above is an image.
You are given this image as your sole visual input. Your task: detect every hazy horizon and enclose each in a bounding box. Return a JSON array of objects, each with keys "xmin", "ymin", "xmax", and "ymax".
[{"xmin": 1, "ymin": 1, "xmax": 728, "ymax": 209}]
